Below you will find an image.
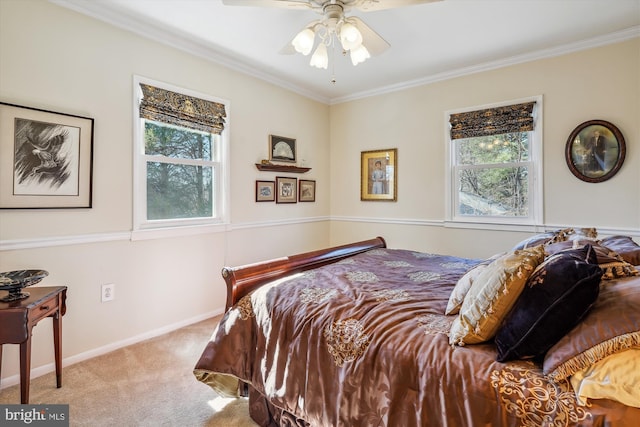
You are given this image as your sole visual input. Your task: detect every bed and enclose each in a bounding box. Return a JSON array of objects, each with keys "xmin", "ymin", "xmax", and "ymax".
[{"xmin": 194, "ymin": 233, "xmax": 640, "ymax": 426}]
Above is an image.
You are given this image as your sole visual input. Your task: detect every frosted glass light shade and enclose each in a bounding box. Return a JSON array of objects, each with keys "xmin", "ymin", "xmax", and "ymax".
[
  {"xmin": 310, "ymin": 43, "xmax": 328, "ymax": 69},
  {"xmin": 350, "ymin": 44, "xmax": 370, "ymax": 66},
  {"xmin": 339, "ymin": 22, "xmax": 363, "ymax": 51},
  {"xmin": 292, "ymin": 28, "xmax": 315, "ymax": 55}
]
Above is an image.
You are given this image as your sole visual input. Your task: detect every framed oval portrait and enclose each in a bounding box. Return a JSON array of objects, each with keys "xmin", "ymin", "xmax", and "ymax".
[{"xmin": 565, "ymin": 120, "xmax": 626, "ymax": 183}]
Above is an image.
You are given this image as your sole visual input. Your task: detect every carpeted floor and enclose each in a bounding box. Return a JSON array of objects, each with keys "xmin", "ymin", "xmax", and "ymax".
[{"xmin": 0, "ymin": 316, "xmax": 257, "ymax": 426}]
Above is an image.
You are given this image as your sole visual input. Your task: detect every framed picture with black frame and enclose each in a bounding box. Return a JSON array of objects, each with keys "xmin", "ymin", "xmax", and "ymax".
[{"xmin": 0, "ymin": 102, "xmax": 94, "ymax": 209}]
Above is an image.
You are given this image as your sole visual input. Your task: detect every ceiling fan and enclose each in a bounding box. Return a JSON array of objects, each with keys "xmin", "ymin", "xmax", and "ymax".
[{"xmin": 222, "ymin": 0, "xmax": 441, "ymax": 71}]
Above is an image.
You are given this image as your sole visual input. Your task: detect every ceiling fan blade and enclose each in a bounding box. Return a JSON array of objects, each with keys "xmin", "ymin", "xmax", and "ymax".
[
  {"xmin": 222, "ymin": 0, "xmax": 314, "ymax": 9},
  {"xmin": 351, "ymin": 0, "xmax": 442, "ymax": 12},
  {"xmin": 351, "ymin": 17, "xmax": 390, "ymax": 56}
]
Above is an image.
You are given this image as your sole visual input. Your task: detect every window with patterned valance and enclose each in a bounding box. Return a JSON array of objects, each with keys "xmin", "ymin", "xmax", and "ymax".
[
  {"xmin": 139, "ymin": 83, "xmax": 226, "ymax": 135},
  {"xmin": 446, "ymin": 97, "xmax": 542, "ymax": 227},
  {"xmin": 134, "ymin": 78, "xmax": 229, "ymax": 231},
  {"xmin": 449, "ymin": 101, "xmax": 536, "ymax": 140}
]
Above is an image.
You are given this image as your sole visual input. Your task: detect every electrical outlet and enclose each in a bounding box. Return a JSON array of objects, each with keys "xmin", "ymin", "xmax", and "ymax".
[{"xmin": 101, "ymin": 283, "xmax": 115, "ymax": 302}]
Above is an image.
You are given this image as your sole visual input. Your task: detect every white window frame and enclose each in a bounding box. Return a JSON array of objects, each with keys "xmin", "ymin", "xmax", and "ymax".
[
  {"xmin": 444, "ymin": 95, "xmax": 543, "ymax": 230},
  {"xmin": 132, "ymin": 76, "xmax": 230, "ymax": 235}
]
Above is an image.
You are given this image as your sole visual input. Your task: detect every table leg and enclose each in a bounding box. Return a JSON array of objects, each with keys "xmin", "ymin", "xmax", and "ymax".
[
  {"xmin": 53, "ymin": 311, "xmax": 62, "ymax": 388},
  {"xmin": 19, "ymin": 338, "xmax": 32, "ymax": 404},
  {"xmin": 0, "ymin": 344, "xmax": 3, "ymax": 387}
]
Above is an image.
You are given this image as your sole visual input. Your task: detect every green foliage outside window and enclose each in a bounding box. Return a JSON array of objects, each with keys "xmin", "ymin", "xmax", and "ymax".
[
  {"xmin": 144, "ymin": 122, "xmax": 214, "ymax": 220},
  {"xmin": 455, "ymin": 132, "xmax": 529, "ymax": 217}
]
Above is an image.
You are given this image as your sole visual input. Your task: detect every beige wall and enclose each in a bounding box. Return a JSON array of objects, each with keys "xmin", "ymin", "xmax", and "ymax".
[
  {"xmin": 1, "ymin": 0, "xmax": 639, "ymax": 386},
  {"xmin": 329, "ymin": 39, "xmax": 640, "ymax": 258},
  {"xmin": 0, "ymin": 0, "xmax": 330, "ymax": 383}
]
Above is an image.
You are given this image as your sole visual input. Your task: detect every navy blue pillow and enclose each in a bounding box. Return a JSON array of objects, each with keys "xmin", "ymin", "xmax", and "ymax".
[{"xmin": 495, "ymin": 244, "xmax": 602, "ymax": 362}]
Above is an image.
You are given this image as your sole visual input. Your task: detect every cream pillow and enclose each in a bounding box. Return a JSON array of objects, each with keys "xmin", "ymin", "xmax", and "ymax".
[
  {"xmin": 449, "ymin": 245, "xmax": 545, "ymax": 346},
  {"xmin": 570, "ymin": 348, "xmax": 640, "ymax": 408},
  {"xmin": 445, "ymin": 253, "xmax": 504, "ymax": 316},
  {"xmin": 445, "ymin": 265, "xmax": 487, "ymax": 315}
]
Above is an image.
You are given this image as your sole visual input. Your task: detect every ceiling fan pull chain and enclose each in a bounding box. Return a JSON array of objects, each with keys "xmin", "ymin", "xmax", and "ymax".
[{"xmin": 330, "ymin": 43, "xmax": 337, "ymax": 84}]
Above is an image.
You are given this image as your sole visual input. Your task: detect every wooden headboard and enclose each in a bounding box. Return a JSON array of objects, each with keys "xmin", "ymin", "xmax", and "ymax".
[{"xmin": 221, "ymin": 236, "xmax": 387, "ymax": 310}]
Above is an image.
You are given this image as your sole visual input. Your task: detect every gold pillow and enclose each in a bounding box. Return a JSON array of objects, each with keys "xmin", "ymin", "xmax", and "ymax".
[
  {"xmin": 570, "ymin": 348, "xmax": 640, "ymax": 407},
  {"xmin": 449, "ymin": 245, "xmax": 545, "ymax": 346}
]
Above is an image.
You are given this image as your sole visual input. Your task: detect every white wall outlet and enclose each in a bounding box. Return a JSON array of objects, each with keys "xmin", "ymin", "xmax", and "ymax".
[{"xmin": 101, "ymin": 283, "xmax": 115, "ymax": 302}]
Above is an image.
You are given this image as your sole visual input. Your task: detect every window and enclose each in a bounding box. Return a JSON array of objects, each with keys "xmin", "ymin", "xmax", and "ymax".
[
  {"xmin": 133, "ymin": 78, "xmax": 229, "ymax": 231},
  {"xmin": 446, "ymin": 97, "xmax": 542, "ymax": 227}
]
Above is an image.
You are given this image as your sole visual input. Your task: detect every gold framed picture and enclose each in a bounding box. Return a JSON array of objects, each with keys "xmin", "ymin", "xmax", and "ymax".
[{"xmin": 361, "ymin": 148, "xmax": 397, "ymax": 201}]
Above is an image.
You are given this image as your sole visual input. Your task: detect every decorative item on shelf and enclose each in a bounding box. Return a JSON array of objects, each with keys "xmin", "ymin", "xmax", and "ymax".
[
  {"xmin": 0, "ymin": 269, "xmax": 49, "ymax": 302},
  {"xmin": 565, "ymin": 120, "xmax": 626, "ymax": 183}
]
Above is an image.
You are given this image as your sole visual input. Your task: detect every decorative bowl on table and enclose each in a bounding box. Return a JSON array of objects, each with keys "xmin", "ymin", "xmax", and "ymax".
[{"xmin": 0, "ymin": 270, "xmax": 49, "ymax": 302}]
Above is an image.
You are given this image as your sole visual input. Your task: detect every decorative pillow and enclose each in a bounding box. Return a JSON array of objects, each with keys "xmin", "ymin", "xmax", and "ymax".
[
  {"xmin": 570, "ymin": 348, "xmax": 640, "ymax": 408},
  {"xmin": 449, "ymin": 245, "xmax": 545, "ymax": 346},
  {"xmin": 546, "ymin": 239, "xmax": 639, "ymax": 280},
  {"xmin": 512, "ymin": 232, "xmax": 557, "ymax": 251},
  {"xmin": 511, "ymin": 228, "xmax": 573, "ymax": 251},
  {"xmin": 600, "ymin": 235, "xmax": 640, "ymax": 266},
  {"xmin": 445, "ymin": 253, "xmax": 504, "ymax": 316},
  {"xmin": 567, "ymin": 227, "xmax": 598, "ymax": 241},
  {"xmin": 543, "ymin": 273, "xmax": 640, "ymax": 382},
  {"xmin": 494, "ymin": 245, "xmax": 602, "ymax": 362}
]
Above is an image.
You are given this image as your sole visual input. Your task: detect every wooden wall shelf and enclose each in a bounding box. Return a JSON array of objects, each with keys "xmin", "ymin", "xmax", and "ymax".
[{"xmin": 255, "ymin": 164, "xmax": 311, "ymax": 173}]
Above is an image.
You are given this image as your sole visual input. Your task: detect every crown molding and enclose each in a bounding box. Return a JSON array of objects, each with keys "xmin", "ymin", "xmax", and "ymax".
[
  {"xmin": 48, "ymin": 1, "xmax": 638, "ymax": 105},
  {"xmin": 48, "ymin": 0, "xmax": 331, "ymax": 104},
  {"xmin": 330, "ymin": 26, "xmax": 640, "ymax": 104}
]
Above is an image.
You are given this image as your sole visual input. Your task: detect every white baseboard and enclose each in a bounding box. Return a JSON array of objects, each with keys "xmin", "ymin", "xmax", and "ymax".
[{"xmin": 0, "ymin": 309, "xmax": 223, "ymax": 390}]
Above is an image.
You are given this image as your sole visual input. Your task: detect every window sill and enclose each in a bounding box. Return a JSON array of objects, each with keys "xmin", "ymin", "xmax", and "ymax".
[{"xmin": 131, "ymin": 222, "xmax": 227, "ymax": 241}]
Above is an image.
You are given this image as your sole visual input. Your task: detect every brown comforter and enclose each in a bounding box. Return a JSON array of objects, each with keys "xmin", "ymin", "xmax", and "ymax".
[{"xmin": 194, "ymin": 248, "xmax": 639, "ymax": 426}]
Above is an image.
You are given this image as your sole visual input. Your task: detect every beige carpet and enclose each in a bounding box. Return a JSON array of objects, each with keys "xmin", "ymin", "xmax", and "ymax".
[{"xmin": 0, "ymin": 316, "xmax": 258, "ymax": 426}]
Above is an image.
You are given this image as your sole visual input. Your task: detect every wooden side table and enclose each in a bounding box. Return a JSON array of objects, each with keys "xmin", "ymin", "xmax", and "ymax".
[{"xmin": 0, "ymin": 286, "xmax": 67, "ymax": 404}]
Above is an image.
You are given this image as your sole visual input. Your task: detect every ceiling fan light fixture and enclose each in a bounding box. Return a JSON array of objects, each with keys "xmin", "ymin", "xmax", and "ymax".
[
  {"xmin": 292, "ymin": 28, "xmax": 315, "ymax": 56},
  {"xmin": 350, "ymin": 44, "xmax": 370, "ymax": 66},
  {"xmin": 310, "ymin": 42, "xmax": 329, "ymax": 69},
  {"xmin": 339, "ymin": 22, "xmax": 363, "ymax": 51}
]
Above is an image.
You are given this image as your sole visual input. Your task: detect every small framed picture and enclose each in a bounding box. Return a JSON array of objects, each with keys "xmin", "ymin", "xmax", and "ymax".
[
  {"xmin": 276, "ymin": 176, "xmax": 297, "ymax": 203},
  {"xmin": 361, "ymin": 148, "xmax": 397, "ymax": 201},
  {"xmin": 0, "ymin": 102, "xmax": 94, "ymax": 209},
  {"xmin": 565, "ymin": 120, "xmax": 626, "ymax": 183},
  {"xmin": 269, "ymin": 135, "xmax": 296, "ymax": 163},
  {"xmin": 299, "ymin": 179, "xmax": 316, "ymax": 202},
  {"xmin": 255, "ymin": 180, "xmax": 275, "ymax": 202}
]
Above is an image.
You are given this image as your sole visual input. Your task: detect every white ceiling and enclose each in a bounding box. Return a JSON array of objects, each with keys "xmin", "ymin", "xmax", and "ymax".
[{"xmin": 52, "ymin": 0, "xmax": 640, "ymax": 104}]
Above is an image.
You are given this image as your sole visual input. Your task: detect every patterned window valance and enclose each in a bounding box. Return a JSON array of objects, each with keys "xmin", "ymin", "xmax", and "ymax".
[
  {"xmin": 449, "ymin": 101, "xmax": 536, "ymax": 140},
  {"xmin": 139, "ymin": 84, "xmax": 226, "ymax": 134}
]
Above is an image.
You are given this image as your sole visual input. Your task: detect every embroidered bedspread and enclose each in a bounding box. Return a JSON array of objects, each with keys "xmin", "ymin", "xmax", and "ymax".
[{"xmin": 194, "ymin": 248, "xmax": 639, "ymax": 426}]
